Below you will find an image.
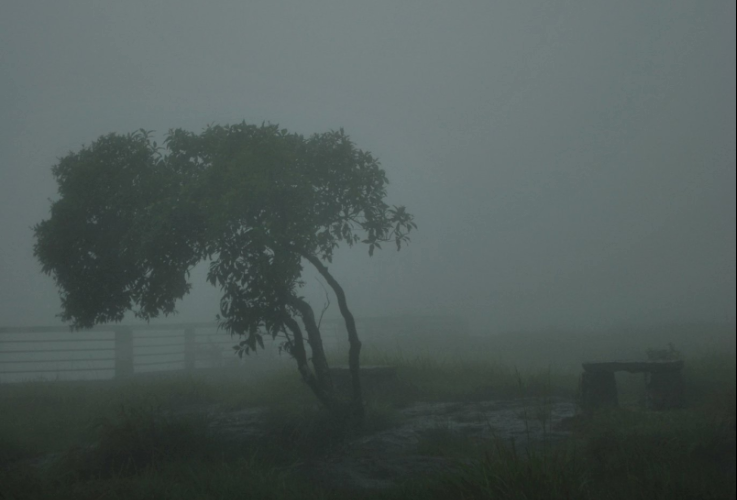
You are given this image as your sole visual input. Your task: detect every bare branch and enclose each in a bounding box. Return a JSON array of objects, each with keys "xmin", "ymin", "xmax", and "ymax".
[{"xmin": 315, "ymin": 277, "xmax": 331, "ymax": 330}]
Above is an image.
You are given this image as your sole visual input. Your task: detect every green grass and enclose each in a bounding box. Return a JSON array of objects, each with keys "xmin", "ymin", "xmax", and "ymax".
[
  {"xmin": 397, "ymin": 402, "xmax": 734, "ymax": 500},
  {"xmin": 1, "ymin": 458, "xmax": 325, "ymax": 500},
  {"xmin": 1, "ymin": 325, "xmax": 734, "ymax": 499}
]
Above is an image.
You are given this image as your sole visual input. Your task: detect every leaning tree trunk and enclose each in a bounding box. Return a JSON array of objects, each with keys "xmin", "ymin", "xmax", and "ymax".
[
  {"xmin": 287, "ymin": 296, "xmax": 334, "ymax": 396},
  {"xmin": 283, "ymin": 315, "xmax": 334, "ymax": 409},
  {"xmin": 301, "ymin": 253, "xmax": 364, "ymax": 417},
  {"xmin": 272, "ymin": 244, "xmax": 336, "ymax": 410}
]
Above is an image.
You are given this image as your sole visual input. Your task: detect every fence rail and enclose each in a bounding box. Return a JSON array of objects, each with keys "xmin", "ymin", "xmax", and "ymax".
[
  {"xmin": 0, "ymin": 323, "xmax": 237, "ymax": 383},
  {"xmin": 0, "ymin": 316, "xmax": 467, "ymax": 383}
]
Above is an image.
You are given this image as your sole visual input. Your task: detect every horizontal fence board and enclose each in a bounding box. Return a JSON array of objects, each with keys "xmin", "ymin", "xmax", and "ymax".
[
  {"xmin": 1, "ymin": 342, "xmax": 113, "ymax": 352},
  {"xmin": 0, "ymin": 317, "xmax": 463, "ymax": 383},
  {"xmin": 0, "ymin": 347, "xmax": 114, "ymax": 354},
  {"xmin": 0, "ymin": 357, "xmax": 116, "ymax": 364},
  {"xmin": 133, "ymin": 350, "xmax": 184, "ymax": 358},
  {"xmin": 134, "ymin": 332, "xmax": 188, "ymax": 339},
  {"xmin": 0, "ymin": 335, "xmax": 115, "ymax": 343},
  {"xmin": 0, "ymin": 359, "xmax": 114, "ymax": 369},
  {"xmin": 0, "ymin": 338, "xmax": 115, "ymax": 344},
  {"xmin": 0, "ymin": 366, "xmax": 114, "ymax": 374},
  {"xmin": 135, "ymin": 359, "xmax": 184, "ymax": 367},
  {"xmin": 133, "ymin": 339, "xmax": 185, "ymax": 348},
  {"xmin": 0, "ymin": 323, "xmax": 218, "ymax": 334}
]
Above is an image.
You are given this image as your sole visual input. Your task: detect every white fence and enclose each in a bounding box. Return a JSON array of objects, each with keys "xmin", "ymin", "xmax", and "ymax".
[{"xmin": 0, "ymin": 316, "xmax": 467, "ymax": 383}]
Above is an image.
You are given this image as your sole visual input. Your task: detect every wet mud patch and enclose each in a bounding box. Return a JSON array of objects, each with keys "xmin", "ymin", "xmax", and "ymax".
[
  {"xmin": 166, "ymin": 397, "xmax": 578, "ymax": 491},
  {"xmin": 167, "ymin": 397, "xmax": 578, "ymax": 491},
  {"xmin": 21, "ymin": 397, "xmax": 577, "ymax": 492},
  {"xmin": 300, "ymin": 397, "xmax": 577, "ymax": 491}
]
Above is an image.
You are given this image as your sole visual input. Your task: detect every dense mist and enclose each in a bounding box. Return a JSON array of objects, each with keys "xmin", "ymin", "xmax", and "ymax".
[{"xmin": 1, "ymin": 0, "xmax": 734, "ymax": 333}]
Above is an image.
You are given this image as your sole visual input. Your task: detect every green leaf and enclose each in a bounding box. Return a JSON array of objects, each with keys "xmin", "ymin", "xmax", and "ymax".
[{"xmin": 33, "ymin": 120, "xmax": 417, "ymax": 408}]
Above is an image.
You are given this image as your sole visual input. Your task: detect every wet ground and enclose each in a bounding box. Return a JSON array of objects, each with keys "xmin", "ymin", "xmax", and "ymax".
[
  {"xmin": 203, "ymin": 396, "xmax": 578, "ymax": 491},
  {"xmin": 21, "ymin": 396, "xmax": 578, "ymax": 491}
]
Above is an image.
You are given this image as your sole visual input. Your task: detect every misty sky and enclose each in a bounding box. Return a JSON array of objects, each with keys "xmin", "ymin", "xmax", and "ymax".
[{"xmin": 1, "ymin": 0, "xmax": 735, "ymax": 333}]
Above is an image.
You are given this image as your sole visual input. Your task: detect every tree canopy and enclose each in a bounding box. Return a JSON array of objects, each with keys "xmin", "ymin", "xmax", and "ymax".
[{"xmin": 34, "ymin": 122, "xmax": 416, "ymax": 411}]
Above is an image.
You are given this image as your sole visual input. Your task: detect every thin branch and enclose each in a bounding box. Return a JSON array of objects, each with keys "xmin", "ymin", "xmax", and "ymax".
[{"xmin": 315, "ymin": 277, "xmax": 331, "ymax": 330}]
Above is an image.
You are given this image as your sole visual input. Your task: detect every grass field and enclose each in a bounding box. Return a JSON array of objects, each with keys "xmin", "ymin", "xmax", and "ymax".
[{"xmin": 1, "ymin": 324, "xmax": 734, "ymax": 499}]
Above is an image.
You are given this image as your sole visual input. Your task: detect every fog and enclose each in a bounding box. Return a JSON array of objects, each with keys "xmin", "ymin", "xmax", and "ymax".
[{"xmin": 1, "ymin": 0, "xmax": 735, "ymax": 334}]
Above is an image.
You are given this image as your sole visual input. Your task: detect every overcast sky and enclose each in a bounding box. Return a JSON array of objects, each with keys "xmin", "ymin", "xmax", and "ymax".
[{"xmin": 1, "ymin": 0, "xmax": 735, "ymax": 333}]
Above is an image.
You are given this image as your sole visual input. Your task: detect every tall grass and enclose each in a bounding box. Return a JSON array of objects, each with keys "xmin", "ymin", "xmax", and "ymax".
[{"xmin": 1, "ymin": 325, "xmax": 734, "ymax": 499}]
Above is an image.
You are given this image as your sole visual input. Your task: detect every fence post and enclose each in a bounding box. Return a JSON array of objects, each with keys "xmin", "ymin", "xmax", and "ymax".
[
  {"xmin": 114, "ymin": 327, "xmax": 133, "ymax": 379},
  {"xmin": 184, "ymin": 328, "xmax": 196, "ymax": 372}
]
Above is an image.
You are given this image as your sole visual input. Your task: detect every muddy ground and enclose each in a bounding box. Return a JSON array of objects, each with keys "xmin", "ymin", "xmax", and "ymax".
[
  {"xmin": 199, "ymin": 397, "xmax": 578, "ymax": 491},
  {"xmin": 18, "ymin": 396, "xmax": 577, "ymax": 492}
]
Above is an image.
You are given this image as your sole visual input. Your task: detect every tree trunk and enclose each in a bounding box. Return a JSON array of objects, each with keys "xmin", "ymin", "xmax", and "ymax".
[
  {"xmin": 301, "ymin": 253, "xmax": 364, "ymax": 417},
  {"xmin": 283, "ymin": 316, "xmax": 333, "ymax": 409},
  {"xmin": 287, "ymin": 296, "xmax": 334, "ymax": 395}
]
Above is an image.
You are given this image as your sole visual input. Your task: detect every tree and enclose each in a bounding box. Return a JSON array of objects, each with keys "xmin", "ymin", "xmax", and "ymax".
[{"xmin": 34, "ymin": 123, "xmax": 416, "ymax": 416}]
